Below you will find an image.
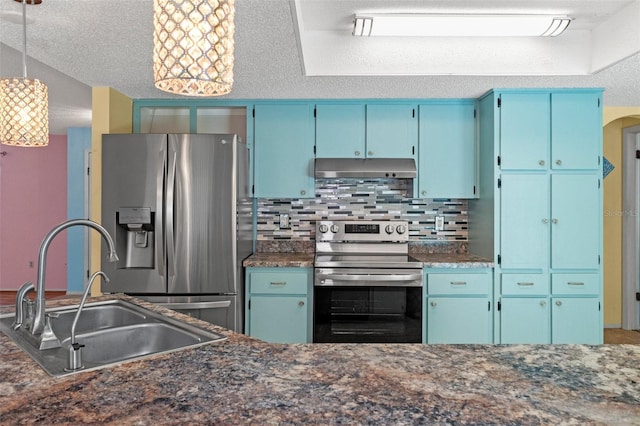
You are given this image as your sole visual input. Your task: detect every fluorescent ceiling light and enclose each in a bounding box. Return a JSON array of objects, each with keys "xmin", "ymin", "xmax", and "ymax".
[{"xmin": 352, "ymin": 14, "xmax": 572, "ymax": 37}]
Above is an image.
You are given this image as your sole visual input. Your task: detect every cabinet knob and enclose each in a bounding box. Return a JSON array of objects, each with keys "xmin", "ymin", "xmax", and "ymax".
[
  {"xmin": 556, "ymin": 159, "xmax": 562, "ymax": 166},
  {"xmin": 298, "ymin": 301, "xmax": 305, "ymax": 307},
  {"xmin": 368, "ymin": 150, "xmax": 374, "ymax": 156},
  {"xmin": 555, "ymin": 301, "xmax": 562, "ymax": 306},
  {"xmin": 421, "ymin": 190, "xmax": 427, "ymax": 196},
  {"xmin": 354, "ymin": 150, "xmax": 361, "ymax": 156},
  {"xmin": 552, "ymin": 218, "xmax": 558, "ymax": 224},
  {"xmin": 300, "ymin": 190, "xmax": 306, "ymax": 196},
  {"xmin": 540, "ymin": 301, "xmax": 547, "ymax": 307},
  {"xmin": 538, "ymin": 160, "xmax": 545, "ymax": 166},
  {"xmin": 542, "ymin": 218, "xmax": 549, "ymax": 224},
  {"xmin": 430, "ymin": 301, "xmax": 437, "ymax": 307}
]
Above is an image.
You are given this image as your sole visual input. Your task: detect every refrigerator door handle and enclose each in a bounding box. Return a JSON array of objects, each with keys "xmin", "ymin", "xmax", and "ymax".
[
  {"xmin": 166, "ymin": 150, "xmax": 177, "ymax": 279},
  {"xmin": 156, "ymin": 149, "xmax": 166, "ymax": 277},
  {"xmin": 159, "ymin": 300, "xmax": 232, "ymax": 310}
]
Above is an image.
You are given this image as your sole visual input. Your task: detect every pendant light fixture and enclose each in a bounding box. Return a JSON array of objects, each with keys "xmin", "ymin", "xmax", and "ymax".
[
  {"xmin": 0, "ymin": 0, "xmax": 49, "ymax": 147},
  {"xmin": 153, "ymin": 0, "xmax": 235, "ymax": 97}
]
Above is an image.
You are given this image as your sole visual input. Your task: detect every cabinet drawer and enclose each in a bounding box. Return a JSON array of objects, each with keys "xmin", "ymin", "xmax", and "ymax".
[
  {"xmin": 551, "ymin": 274, "xmax": 599, "ymax": 295},
  {"xmin": 501, "ymin": 274, "xmax": 550, "ymax": 295},
  {"xmin": 249, "ymin": 272, "xmax": 309, "ymax": 295},
  {"xmin": 428, "ymin": 273, "xmax": 490, "ymax": 295}
]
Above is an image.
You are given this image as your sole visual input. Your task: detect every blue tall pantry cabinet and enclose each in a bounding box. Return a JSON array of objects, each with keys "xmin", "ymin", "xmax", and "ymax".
[{"xmin": 470, "ymin": 89, "xmax": 604, "ymax": 344}]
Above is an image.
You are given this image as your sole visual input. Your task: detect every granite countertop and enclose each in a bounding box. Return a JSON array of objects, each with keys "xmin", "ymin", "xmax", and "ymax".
[
  {"xmin": 410, "ymin": 252, "xmax": 494, "ymax": 268},
  {"xmin": 1, "ymin": 295, "xmax": 639, "ymax": 424},
  {"xmin": 243, "ymin": 252, "xmax": 493, "ymax": 268}
]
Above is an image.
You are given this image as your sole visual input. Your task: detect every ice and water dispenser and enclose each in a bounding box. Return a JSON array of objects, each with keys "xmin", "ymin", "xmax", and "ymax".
[{"xmin": 115, "ymin": 207, "xmax": 155, "ymax": 269}]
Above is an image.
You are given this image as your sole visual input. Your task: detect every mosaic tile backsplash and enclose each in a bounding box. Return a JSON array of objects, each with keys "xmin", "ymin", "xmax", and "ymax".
[{"xmin": 257, "ymin": 178, "xmax": 468, "ymax": 243}]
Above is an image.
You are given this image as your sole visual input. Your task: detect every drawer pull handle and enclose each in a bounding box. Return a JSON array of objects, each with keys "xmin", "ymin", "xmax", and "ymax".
[
  {"xmin": 540, "ymin": 301, "xmax": 547, "ymax": 307},
  {"xmin": 270, "ymin": 281, "xmax": 287, "ymax": 286},
  {"xmin": 450, "ymin": 281, "xmax": 467, "ymax": 286},
  {"xmin": 430, "ymin": 301, "xmax": 437, "ymax": 307},
  {"xmin": 517, "ymin": 282, "xmax": 534, "ymax": 286},
  {"xmin": 555, "ymin": 301, "xmax": 562, "ymax": 306},
  {"xmin": 568, "ymin": 282, "xmax": 584, "ymax": 286},
  {"xmin": 298, "ymin": 301, "xmax": 305, "ymax": 307}
]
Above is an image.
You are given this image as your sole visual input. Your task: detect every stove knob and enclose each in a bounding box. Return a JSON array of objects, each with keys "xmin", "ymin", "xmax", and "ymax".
[
  {"xmin": 319, "ymin": 224, "xmax": 329, "ymax": 233},
  {"xmin": 330, "ymin": 224, "xmax": 340, "ymax": 233},
  {"xmin": 396, "ymin": 225, "xmax": 406, "ymax": 234},
  {"xmin": 385, "ymin": 224, "xmax": 395, "ymax": 234}
]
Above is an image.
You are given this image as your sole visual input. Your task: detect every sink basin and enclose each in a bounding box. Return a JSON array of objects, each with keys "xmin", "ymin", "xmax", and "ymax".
[{"xmin": 0, "ymin": 299, "xmax": 226, "ymax": 377}]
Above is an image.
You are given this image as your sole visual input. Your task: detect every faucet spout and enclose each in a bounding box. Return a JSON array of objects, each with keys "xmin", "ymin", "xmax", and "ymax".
[
  {"xmin": 31, "ymin": 219, "xmax": 119, "ymax": 337},
  {"xmin": 67, "ymin": 271, "xmax": 109, "ymax": 371}
]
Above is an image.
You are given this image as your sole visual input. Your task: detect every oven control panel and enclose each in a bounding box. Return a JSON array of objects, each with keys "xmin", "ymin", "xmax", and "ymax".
[{"xmin": 316, "ymin": 220, "xmax": 409, "ymax": 242}]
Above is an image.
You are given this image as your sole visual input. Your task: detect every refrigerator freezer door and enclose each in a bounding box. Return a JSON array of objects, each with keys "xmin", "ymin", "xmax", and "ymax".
[
  {"xmin": 101, "ymin": 134, "xmax": 167, "ymax": 293},
  {"xmin": 167, "ymin": 134, "xmax": 241, "ymax": 295}
]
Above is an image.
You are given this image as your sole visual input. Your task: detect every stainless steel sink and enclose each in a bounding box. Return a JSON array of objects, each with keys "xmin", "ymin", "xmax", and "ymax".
[{"xmin": 0, "ymin": 299, "xmax": 226, "ymax": 377}]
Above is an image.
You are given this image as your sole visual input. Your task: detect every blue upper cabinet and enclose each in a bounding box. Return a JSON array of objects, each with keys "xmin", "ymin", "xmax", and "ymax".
[
  {"xmin": 253, "ymin": 103, "xmax": 315, "ymax": 198},
  {"xmin": 365, "ymin": 104, "xmax": 418, "ymax": 159},
  {"xmin": 315, "ymin": 104, "xmax": 366, "ymax": 158},
  {"xmin": 499, "ymin": 92, "xmax": 550, "ymax": 170},
  {"xmin": 551, "ymin": 92, "xmax": 602, "ymax": 170},
  {"xmin": 418, "ymin": 102, "xmax": 477, "ymax": 198},
  {"xmin": 316, "ymin": 103, "xmax": 417, "ymax": 159}
]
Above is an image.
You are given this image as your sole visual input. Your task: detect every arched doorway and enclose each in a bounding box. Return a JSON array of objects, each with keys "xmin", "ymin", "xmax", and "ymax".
[{"xmin": 603, "ymin": 110, "xmax": 640, "ymax": 330}]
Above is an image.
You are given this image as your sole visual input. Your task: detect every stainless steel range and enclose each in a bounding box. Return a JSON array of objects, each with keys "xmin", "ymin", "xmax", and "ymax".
[{"xmin": 313, "ymin": 220, "xmax": 423, "ymax": 343}]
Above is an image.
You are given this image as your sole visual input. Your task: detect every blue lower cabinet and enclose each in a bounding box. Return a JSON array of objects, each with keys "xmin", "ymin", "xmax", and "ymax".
[
  {"xmin": 551, "ymin": 297, "xmax": 601, "ymax": 344},
  {"xmin": 500, "ymin": 298, "xmax": 551, "ymax": 344},
  {"xmin": 425, "ymin": 269, "xmax": 493, "ymax": 344},
  {"xmin": 427, "ymin": 297, "xmax": 492, "ymax": 344},
  {"xmin": 245, "ymin": 267, "xmax": 313, "ymax": 343}
]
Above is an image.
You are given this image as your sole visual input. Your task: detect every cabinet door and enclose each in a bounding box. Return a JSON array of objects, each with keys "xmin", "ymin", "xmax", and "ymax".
[
  {"xmin": 500, "ymin": 174, "xmax": 549, "ymax": 269},
  {"xmin": 551, "ymin": 92, "xmax": 601, "ymax": 170},
  {"xmin": 551, "ymin": 298, "xmax": 601, "ymax": 344},
  {"xmin": 315, "ymin": 104, "xmax": 365, "ymax": 158},
  {"xmin": 551, "ymin": 174, "xmax": 600, "ymax": 269},
  {"xmin": 365, "ymin": 104, "xmax": 417, "ymax": 158},
  {"xmin": 500, "ymin": 298, "xmax": 550, "ymax": 344},
  {"xmin": 249, "ymin": 296, "xmax": 308, "ymax": 343},
  {"xmin": 253, "ymin": 104, "xmax": 315, "ymax": 198},
  {"xmin": 499, "ymin": 92, "xmax": 550, "ymax": 170},
  {"xmin": 418, "ymin": 103, "xmax": 476, "ymax": 198},
  {"xmin": 427, "ymin": 298, "xmax": 492, "ymax": 344}
]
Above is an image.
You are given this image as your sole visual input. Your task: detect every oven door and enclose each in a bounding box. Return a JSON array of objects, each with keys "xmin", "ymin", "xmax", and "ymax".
[{"xmin": 313, "ymin": 268, "xmax": 423, "ymax": 343}]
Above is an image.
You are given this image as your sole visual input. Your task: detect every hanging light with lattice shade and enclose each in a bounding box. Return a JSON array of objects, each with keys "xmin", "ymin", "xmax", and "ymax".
[
  {"xmin": 0, "ymin": 0, "xmax": 49, "ymax": 147},
  {"xmin": 153, "ymin": 0, "xmax": 235, "ymax": 97}
]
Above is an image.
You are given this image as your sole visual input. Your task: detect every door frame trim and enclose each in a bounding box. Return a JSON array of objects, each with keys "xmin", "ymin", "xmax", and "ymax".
[{"xmin": 622, "ymin": 124, "xmax": 640, "ymax": 330}]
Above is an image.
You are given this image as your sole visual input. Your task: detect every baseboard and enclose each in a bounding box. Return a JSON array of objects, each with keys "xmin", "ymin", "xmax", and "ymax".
[{"xmin": 604, "ymin": 323, "xmax": 622, "ymax": 329}]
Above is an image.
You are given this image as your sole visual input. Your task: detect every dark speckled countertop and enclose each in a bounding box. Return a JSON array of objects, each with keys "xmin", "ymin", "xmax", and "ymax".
[
  {"xmin": 243, "ymin": 252, "xmax": 493, "ymax": 268},
  {"xmin": 1, "ymin": 295, "xmax": 639, "ymax": 424}
]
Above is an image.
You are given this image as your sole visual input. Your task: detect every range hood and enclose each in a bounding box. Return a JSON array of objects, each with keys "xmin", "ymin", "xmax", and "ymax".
[{"xmin": 314, "ymin": 158, "xmax": 416, "ymax": 179}]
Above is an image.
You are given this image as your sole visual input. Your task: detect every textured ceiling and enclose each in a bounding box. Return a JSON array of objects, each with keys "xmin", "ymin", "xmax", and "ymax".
[{"xmin": 0, "ymin": 0, "xmax": 639, "ymax": 134}]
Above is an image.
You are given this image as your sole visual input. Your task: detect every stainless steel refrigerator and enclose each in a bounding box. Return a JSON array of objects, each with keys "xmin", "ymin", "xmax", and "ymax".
[{"xmin": 100, "ymin": 133, "xmax": 253, "ymax": 332}]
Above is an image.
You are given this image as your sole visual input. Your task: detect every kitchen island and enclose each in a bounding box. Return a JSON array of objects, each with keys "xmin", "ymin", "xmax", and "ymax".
[{"xmin": 1, "ymin": 295, "xmax": 639, "ymax": 424}]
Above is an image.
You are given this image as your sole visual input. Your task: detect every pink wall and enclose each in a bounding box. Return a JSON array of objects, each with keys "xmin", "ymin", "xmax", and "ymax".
[{"xmin": 0, "ymin": 135, "xmax": 68, "ymax": 291}]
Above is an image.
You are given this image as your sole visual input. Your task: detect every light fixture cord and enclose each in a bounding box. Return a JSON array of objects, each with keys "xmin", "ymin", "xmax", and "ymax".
[{"xmin": 21, "ymin": 0, "xmax": 27, "ymax": 78}]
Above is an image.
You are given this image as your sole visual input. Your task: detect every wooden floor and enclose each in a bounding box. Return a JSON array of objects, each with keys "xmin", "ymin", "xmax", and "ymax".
[
  {"xmin": 1, "ymin": 291, "xmax": 639, "ymax": 344},
  {"xmin": 604, "ymin": 328, "xmax": 640, "ymax": 344}
]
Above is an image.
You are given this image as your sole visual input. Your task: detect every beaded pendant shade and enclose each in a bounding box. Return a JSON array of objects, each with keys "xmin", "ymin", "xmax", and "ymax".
[
  {"xmin": 0, "ymin": 0, "xmax": 49, "ymax": 146},
  {"xmin": 153, "ymin": 0, "xmax": 235, "ymax": 97}
]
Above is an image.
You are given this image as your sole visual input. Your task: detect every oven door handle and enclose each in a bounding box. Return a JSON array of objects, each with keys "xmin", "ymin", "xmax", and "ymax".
[{"xmin": 317, "ymin": 273, "xmax": 423, "ymax": 287}]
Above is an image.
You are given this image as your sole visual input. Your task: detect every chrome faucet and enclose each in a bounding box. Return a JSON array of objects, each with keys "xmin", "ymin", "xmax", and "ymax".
[
  {"xmin": 30, "ymin": 219, "xmax": 119, "ymax": 342},
  {"xmin": 68, "ymin": 271, "xmax": 109, "ymax": 371}
]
